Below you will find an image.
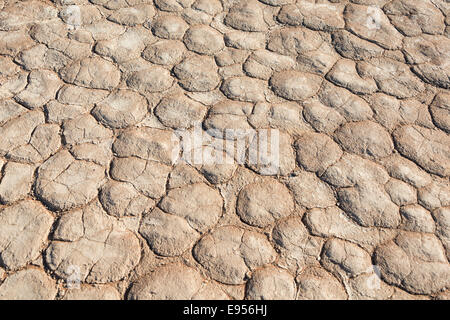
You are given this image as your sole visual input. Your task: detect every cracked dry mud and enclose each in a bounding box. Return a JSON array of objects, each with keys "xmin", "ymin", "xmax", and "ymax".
[{"xmin": 0, "ymin": 0, "xmax": 449, "ymax": 301}]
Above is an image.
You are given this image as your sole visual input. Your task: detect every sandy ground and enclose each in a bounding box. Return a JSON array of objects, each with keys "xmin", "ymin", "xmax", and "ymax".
[{"xmin": 0, "ymin": 0, "xmax": 449, "ymax": 300}]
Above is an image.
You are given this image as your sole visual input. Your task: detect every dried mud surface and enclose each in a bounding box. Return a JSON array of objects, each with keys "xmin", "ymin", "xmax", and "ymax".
[{"xmin": 0, "ymin": 0, "xmax": 449, "ymax": 300}]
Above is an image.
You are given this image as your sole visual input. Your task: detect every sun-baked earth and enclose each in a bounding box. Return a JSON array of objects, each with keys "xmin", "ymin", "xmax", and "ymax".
[{"xmin": 0, "ymin": 0, "xmax": 449, "ymax": 300}]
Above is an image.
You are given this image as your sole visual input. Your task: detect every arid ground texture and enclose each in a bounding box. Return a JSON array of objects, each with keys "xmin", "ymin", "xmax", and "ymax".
[{"xmin": 0, "ymin": 0, "xmax": 449, "ymax": 300}]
